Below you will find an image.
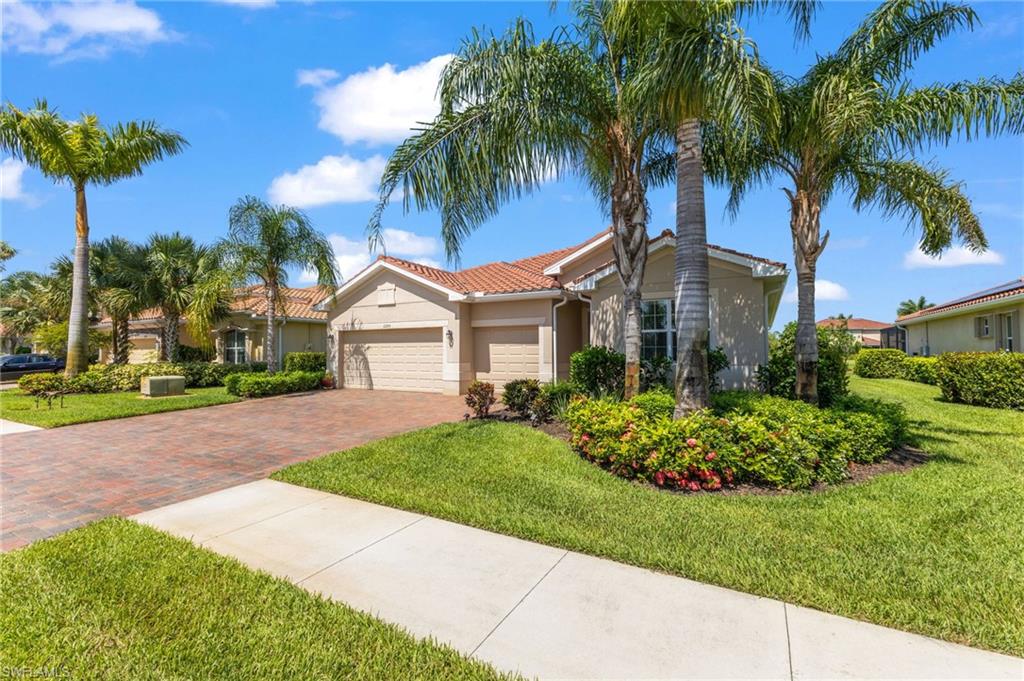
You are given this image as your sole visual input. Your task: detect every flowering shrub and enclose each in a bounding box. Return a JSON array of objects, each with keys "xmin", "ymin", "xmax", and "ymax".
[
  {"xmin": 564, "ymin": 391, "xmax": 908, "ymax": 491},
  {"xmin": 224, "ymin": 370, "xmax": 322, "ymax": 398},
  {"xmin": 465, "ymin": 380, "xmax": 496, "ymax": 418},
  {"xmin": 935, "ymin": 352, "xmax": 1024, "ymax": 410}
]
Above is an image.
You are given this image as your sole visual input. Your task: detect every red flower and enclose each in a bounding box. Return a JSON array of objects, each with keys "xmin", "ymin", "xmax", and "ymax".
[
  {"xmin": 705, "ymin": 452, "xmax": 717, "ymax": 462},
  {"xmin": 686, "ymin": 438, "xmax": 698, "ymax": 448},
  {"xmin": 688, "ymin": 481, "xmax": 701, "ymax": 492},
  {"xmin": 654, "ymin": 471, "xmax": 666, "ymax": 486},
  {"xmin": 581, "ymin": 434, "xmax": 591, "ymax": 442}
]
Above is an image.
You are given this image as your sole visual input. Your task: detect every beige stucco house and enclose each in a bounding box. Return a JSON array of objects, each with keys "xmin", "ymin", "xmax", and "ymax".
[
  {"xmin": 316, "ymin": 230, "xmax": 788, "ymax": 395},
  {"xmin": 897, "ymin": 278, "xmax": 1023, "ymax": 356},
  {"xmin": 95, "ymin": 285, "xmax": 327, "ymax": 364},
  {"xmin": 816, "ymin": 317, "xmax": 890, "ymax": 347}
]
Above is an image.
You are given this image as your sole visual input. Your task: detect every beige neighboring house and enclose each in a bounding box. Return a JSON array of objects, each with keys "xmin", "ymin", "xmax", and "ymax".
[
  {"xmin": 316, "ymin": 229, "xmax": 788, "ymax": 395},
  {"xmin": 95, "ymin": 285, "xmax": 328, "ymax": 364},
  {"xmin": 816, "ymin": 317, "xmax": 890, "ymax": 347},
  {"xmin": 896, "ymin": 278, "xmax": 1023, "ymax": 356}
]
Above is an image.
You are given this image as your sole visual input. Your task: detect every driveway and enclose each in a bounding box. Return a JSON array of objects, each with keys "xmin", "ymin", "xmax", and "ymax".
[{"xmin": 0, "ymin": 389, "xmax": 466, "ymax": 551}]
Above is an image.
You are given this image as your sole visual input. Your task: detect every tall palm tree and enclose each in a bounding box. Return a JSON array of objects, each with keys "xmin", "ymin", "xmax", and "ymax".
[
  {"xmin": 368, "ymin": 7, "xmax": 680, "ymax": 397},
  {"xmin": 92, "ymin": 237, "xmax": 151, "ymax": 365},
  {"xmin": 897, "ymin": 296, "xmax": 934, "ymax": 317},
  {"xmin": 144, "ymin": 233, "xmax": 231, "ymax": 362},
  {"xmin": 0, "ymin": 100, "xmax": 186, "ymax": 375},
  {"xmin": 704, "ymin": 0, "xmax": 1023, "ymax": 403},
  {"xmin": 220, "ymin": 196, "xmax": 338, "ymax": 374},
  {"xmin": 0, "ymin": 241, "xmax": 15, "ymax": 272},
  {"xmin": 614, "ymin": 0, "xmax": 816, "ymax": 415}
]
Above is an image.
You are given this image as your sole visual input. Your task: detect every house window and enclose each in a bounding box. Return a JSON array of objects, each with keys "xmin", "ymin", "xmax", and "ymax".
[
  {"xmin": 1002, "ymin": 313, "xmax": 1014, "ymax": 351},
  {"xmin": 975, "ymin": 316, "xmax": 991, "ymax": 338},
  {"xmin": 224, "ymin": 329, "xmax": 247, "ymax": 364},
  {"xmin": 641, "ymin": 299, "xmax": 673, "ymax": 361}
]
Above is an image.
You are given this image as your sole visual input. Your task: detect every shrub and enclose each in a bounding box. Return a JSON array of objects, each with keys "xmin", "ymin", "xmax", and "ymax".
[
  {"xmin": 629, "ymin": 387, "xmax": 675, "ymax": 420},
  {"xmin": 284, "ymin": 352, "xmax": 327, "ymax": 373},
  {"xmin": 832, "ymin": 394, "xmax": 909, "ymax": 451},
  {"xmin": 530, "ymin": 381, "xmax": 579, "ymax": 423},
  {"xmin": 174, "ymin": 344, "xmax": 215, "ymax": 362},
  {"xmin": 853, "ymin": 349, "xmax": 908, "ymax": 378},
  {"xmin": 17, "ymin": 373, "xmax": 68, "ymax": 396},
  {"xmin": 67, "ymin": 370, "xmax": 115, "ymax": 394},
  {"xmin": 708, "ymin": 347, "xmax": 730, "ymax": 391},
  {"xmin": 903, "ymin": 356, "xmax": 938, "ymax": 385},
  {"xmin": 935, "ymin": 352, "xmax": 1024, "ymax": 410},
  {"xmin": 502, "ymin": 378, "xmax": 541, "ymax": 417},
  {"xmin": 639, "ymin": 356, "xmax": 672, "ymax": 392},
  {"xmin": 225, "ymin": 370, "xmax": 322, "ymax": 398},
  {"xmin": 92, "ymin": 362, "xmax": 266, "ymax": 392},
  {"xmin": 465, "ymin": 380, "xmax": 496, "ymax": 418},
  {"xmin": 570, "ymin": 346, "xmax": 625, "ymax": 398},
  {"xmin": 757, "ymin": 322, "xmax": 849, "ymax": 406}
]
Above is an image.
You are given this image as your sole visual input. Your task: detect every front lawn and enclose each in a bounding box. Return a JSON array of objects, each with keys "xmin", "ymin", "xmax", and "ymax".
[
  {"xmin": 275, "ymin": 377, "xmax": 1024, "ymax": 656},
  {"xmin": 0, "ymin": 518, "xmax": 509, "ymax": 680},
  {"xmin": 0, "ymin": 386, "xmax": 240, "ymax": 428}
]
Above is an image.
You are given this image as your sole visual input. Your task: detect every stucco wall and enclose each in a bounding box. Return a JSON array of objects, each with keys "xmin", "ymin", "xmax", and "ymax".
[
  {"xmin": 904, "ymin": 303, "xmax": 1023, "ymax": 355},
  {"xmin": 588, "ymin": 248, "xmax": 768, "ymax": 389}
]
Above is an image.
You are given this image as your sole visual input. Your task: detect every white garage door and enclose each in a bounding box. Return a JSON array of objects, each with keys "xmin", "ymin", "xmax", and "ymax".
[
  {"xmin": 341, "ymin": 328, "xmax": 444, "ymax": 393},
  {"xmin": 473, "ymin": 326, "xmax": 540, "ymax": 388}
]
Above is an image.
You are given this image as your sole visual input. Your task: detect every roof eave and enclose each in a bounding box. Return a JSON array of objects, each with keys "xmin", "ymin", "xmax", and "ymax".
[{"xmin": 897, "ymin": 291, "xmax": 1024, "ymax": 325}]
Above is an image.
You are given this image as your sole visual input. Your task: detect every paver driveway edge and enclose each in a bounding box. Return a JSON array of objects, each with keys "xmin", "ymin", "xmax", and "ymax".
[{"xmin": 134, "ymin": 480, "xmax": 1024, "ymax": 680}]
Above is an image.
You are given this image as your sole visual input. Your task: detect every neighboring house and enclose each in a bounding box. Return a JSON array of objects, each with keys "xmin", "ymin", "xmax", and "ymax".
[
  {"xmin": 816, "ymin": 317, "xmax": 891, "ymax": 348},
  {"xmin": 95, "ymin": 285, "xmax": 328, "ymax": 364},
  {"xmin": 896, "ymin": 278, "xmax": 1023, "ymax": 356},
  {"xmin": 316, "ymin": 229, "xmax": 788, "ymax": 394}
]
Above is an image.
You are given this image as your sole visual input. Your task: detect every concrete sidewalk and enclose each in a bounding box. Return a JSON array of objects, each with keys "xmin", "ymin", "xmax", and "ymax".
[
  {"xmin": 0, "ymin": 418, "xmax": 41, "ymax": 435},
  {"xmin": 134, "ymin": 479, "xmax": 1023, "ymax": 680}
]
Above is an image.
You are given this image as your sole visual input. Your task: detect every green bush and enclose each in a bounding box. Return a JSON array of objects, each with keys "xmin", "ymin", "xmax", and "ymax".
[
  {"xmin": 17, "ymin": 373, "xmax": 69, "ymax": 396},
  {"xmin": 173, "ymin": 344, "xmax": 215, "ymax": 362},
  {"xmin": 67, "ymin": 370, "xmax": 115, "ymax": 394},
  {"xmin": 903, "ymin": 356, "xmax": 938, "ymax": 385},
  {"xmin": 30, "ymin": 321, "xmax": 109, "ymax": 363},
  {"xmin": 284, "ymin": 352, "xmax": 327, "ymax": 373},
  {"xmin": 570, "ymin": 346, "xmax": 625, "ymax": 398},
  {"xmin": 628, "ymin": 386, "xmax": 675, "ymax": 420},
  {"xmin": 935, "ymin": 352, "xmax": 1024, "ymax": 410},
  {"xmin": 832, "ymin": 394, "xmax": 910, "ymax": 451},
  {"xmin": 465, "ymin": 380, "xmax": 496, "ymax": 418},
  {"xmin": 91, "ymin": 362, "xmax": 267, "ymax": 392},
  {"xmin": 756, "ymin": 322, "xmax": 849, "ymax": 406},
  {"xmin": 531, "ymin": 381, "xmax": 579, "ymax": 423},
  {"xmin": 564, "ymin": 391, "xmax": 907, "ymax": 491},
  {"xmin": 708, "ymin": 347, "xmax": 730, "ymax": 390},
  {"xmin": 501, "ymin": 378, "xmax": 541, "ymax": 417},
  {"xmin": 224, "ymin": 370, "xmax": 323, "ymax": 398},
  {"xmin": 853, "ymin": 349, "xmax": 908, "ymax": 378}
]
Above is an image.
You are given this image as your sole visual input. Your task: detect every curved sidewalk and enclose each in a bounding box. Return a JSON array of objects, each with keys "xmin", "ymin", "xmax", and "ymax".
[{"xmin": 134, "ymin": 479, "xmax": 1023, "ymax": 680}]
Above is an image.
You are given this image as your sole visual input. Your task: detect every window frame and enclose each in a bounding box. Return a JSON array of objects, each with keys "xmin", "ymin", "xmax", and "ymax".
[
  {"xmin": 224, "ymin": 329, "xmax": 247, "ymax": 365},
  {"xmin": 976, "ymin": 315, "xmax": 991, "ymax": 338},
  {"xmin": 640, "ymin": 298, "xmax": 674, "ymax": 362}
]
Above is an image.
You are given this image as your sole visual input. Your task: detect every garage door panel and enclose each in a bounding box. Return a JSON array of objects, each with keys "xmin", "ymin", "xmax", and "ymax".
[
  {"xmin": 474, "ymin": 326, "xmax": 540, "ymax": 387},
  {"xmin": 342, "ymin": 328, "xmax": 443, "ymax": 393}
]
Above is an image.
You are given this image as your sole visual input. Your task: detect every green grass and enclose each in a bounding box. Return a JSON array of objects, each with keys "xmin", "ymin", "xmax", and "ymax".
[
  {"xmin": 275, "ymin": 377, "xmax": 1024, "ymax": 656},
  {"xmin": 0, "ymin": 386, "xmax": 240, "ymax": 427},
  {"xmin": 0, "ymin": 518, "xmax": 509, "ymax": 680}
]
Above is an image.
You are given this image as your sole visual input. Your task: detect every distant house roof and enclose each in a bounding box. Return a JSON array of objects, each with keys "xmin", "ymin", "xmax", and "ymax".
[
  {"xmin": 896, "ymin": 278, "xmax": 1024, "ymax": 323},
  {"xmin": 817, "ymin": 317, "xmax": 891, "ymax": 330}
]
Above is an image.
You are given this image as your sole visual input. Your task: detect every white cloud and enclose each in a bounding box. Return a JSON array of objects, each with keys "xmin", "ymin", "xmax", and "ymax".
[
  {"xmin": 2, "ymin": 1, "xmax": 177, "ymax": 60},
  {"xmin": 267, "ymin": 154, "xmax": 387, "ymax": 208},
  {"xmin": 212, "ymin": 0, "xmax": 276, "ymax": 8},
  {"xmin": 903, "ymin": 245, "xmax": 1005, "ymax": 269},
  {"xmin": 782, "ymin": 279, "xmax": 849, "ymax": 303},
  {"xmin": 304, "ymin": 54, "xmax": 453, "ymax": 145},
  {"xmin": 302, "ymin": 228, "xmax": 440, "ymax": 281},
  {"xmin": 297, "ymin": 68, "xmax": 339, "ymax": 88},
  {"xmin": 0, "ymin": 158, "xmax": 36, "ymax": 204}
]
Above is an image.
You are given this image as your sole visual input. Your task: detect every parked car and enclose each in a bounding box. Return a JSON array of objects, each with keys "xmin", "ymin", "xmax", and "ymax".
[{"xmin": 0, "ymin": 354, "xmax": 65, "ymax": 382}]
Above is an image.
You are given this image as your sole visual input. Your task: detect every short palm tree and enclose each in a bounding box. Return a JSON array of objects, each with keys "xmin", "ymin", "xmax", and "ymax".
[
  {"xmin": 144, "ymin": 233, "xmax": 231, "ymax": 362},
  {"xmin": 704, "ymin": 0, "xmax": 1024, "ymax": 403},
  {"xmin": 369, "ymin": 7, "xmax": 681, "ymax": 397},
  {"xmin": 897, "ymin": 296, "xmax": 934, "ymax": 318},
  {"xmin": 92, "ymin": 237, "xmax": 152, "ymax": 365},
  {"xmin": 220, "ymin": 196, "xmax": 338, "ymax": 374},
  {"xmin": 0, "ymin": 270, "xmax": 48, "ymax": 352},
  {"xmin": 0, "ymin": 100, "xmax": 186, "ymax": 375}
]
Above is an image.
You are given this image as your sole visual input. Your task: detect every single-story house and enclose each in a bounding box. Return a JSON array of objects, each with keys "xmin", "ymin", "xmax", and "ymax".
[
  {"xmin": 897, "ymin": 277, "xmax": 1023, "ymax": 356},
  {"xmin": 816, "ymin": 317, "xmax": 890, "ymax": 348},
  {"xmin": 95, "ymin": 285, "xmax": 328, "ymax": 364},
  {"xmin": 316, "ymin": 229, "xmax": 788, "ymax": 395}
]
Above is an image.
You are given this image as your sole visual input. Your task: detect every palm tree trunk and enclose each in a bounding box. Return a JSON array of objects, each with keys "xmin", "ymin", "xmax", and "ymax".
[
  {"xmin": 65, "ymin": 185, "xmax": 91, "ymax": 376},
  {"xmin": 114, "ymin": 317, "xmax": 131, "ymax": 364},
  {"xmin": 163, "ymin": 313, "xmax": 179, "ymax": 362},
  {"xmin": 265, "ymin": 284, "xmax": 277, "ymax": 374},
  {"xmin": 787, "ymin": 187, "xmax": 828, "ymax": 404},
  {"xmin": 110, "ymin": 318, "xmax": 120, "ymax": 364},
  {"xmin": 673, "ymin": 119, "xmax": 710, "ymax": 417}
]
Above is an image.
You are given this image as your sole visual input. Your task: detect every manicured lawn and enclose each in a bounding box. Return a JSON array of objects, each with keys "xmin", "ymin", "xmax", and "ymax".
[
  {"xmin": 0, "ymin": 518, "xmax": 509, "ymax": 680},
  {"xmin": 275, "ymin": 377, "xmax": 1024, "ymax": 656},
  {"xmin": 0, "ymin": 386, "xmax": 240, "ymax": 427}
]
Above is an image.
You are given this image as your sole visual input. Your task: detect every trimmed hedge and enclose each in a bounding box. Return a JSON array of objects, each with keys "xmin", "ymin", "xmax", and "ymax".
[
  {"xmin": 853, "ymin": 349, "xmax": 908, "ymax": 378},
  {"xmin": 564, "ymin": 391, "xmax": 908, "ymax": 491},
  {"xmin": 935, "ymin": 352, "xmax": 1024, "ymax": 410},
  {"xmin": 903, "ymin": 357, "xmax": 938, "ymax": 385},
  {"xmin": 17, "ymin": 362, "xmax": 268, "ymax": 395},
  {"xmin": 224, "ymin": 370, "xmax": 323, "ymax": 398},
  {"xmin": 284, "ymin": 352, "xmax": 327, "ymax": 373}
]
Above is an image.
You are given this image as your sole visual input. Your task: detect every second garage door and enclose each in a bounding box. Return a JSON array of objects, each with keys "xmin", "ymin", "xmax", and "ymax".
[
  {"xmin": 341, "ymin": 328, "xmax": 444, "ymax": 393},
  {"xmin": 473, "ymin": 326, "xmax": 540, "ymax": 388}
]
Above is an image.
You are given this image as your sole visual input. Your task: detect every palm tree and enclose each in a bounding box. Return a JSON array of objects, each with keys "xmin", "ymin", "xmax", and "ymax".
[
  {"xmin": 897, "ymin": 296, "xmax": 934, "ymax": 317},
  {"xmin": 703, "ymin": 0, "xmax": 1023, "ymax": 403},
  {"xmin": 0, "ymin": 100, "xmax": 186, "ymax": 375},
  {"xmin": 0, "ymin": 270, "xmax": 48, "ymax": 352},
  {"xmin": 92, "ymin": 237, "xmax": 151, "ymax": 365},
  {"xmin": 144, "ymin": 233, "xmax": 231, "ymax": 362},
  {"xmin": 220, "ymin": 196, "xmax": 338, "ymax": 374},
  {"xmin": 368, "ymin": 7, "xmax": 680, "ymax": 398},
  {"xmin": 613, "ymin": 1, "xmax": 816, "ymax": 415},
  {"xmin": 0, "ymin": 241, "xmax": 15, "ymax": 272}
]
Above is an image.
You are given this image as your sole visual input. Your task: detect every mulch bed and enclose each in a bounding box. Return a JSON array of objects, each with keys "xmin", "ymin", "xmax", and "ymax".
[{"xmin": 487, "ymin": 408, "xmax": 929, "ymax": 496}]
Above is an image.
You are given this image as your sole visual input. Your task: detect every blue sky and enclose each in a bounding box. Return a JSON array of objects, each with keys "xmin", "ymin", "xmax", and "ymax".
[{"xmin": 2, "ymin": 0, "xmax": 1022, "ymax": 329}]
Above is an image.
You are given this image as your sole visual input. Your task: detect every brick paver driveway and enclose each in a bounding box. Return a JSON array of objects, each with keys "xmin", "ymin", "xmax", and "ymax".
[{"xmin": 1, "ymin": 390, "xmax": 466, "ymax": 551}]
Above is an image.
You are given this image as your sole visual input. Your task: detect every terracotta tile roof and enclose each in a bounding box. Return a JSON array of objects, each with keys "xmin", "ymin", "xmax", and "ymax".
[
  {"xmin": 896, "ymin": 278, "xmax": 1024, "ymax": 322},
  {"xmin": 102, "ymin": 285, "xmax": 329, "ymax": 325},
  {"xmin": 817, "ymin": 317, "xmax": 891, "ymax": 330}
]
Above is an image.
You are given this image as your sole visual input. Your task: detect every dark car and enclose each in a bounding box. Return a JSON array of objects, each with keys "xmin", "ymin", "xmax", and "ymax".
[{"xmin": 0, "ymin": 354, "xmax": 66, "ymax": 382}]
